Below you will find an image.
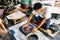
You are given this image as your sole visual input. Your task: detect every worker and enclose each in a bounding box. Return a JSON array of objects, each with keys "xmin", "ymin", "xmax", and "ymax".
[
  {"xmin": 21, "ymin": 0, "xmax": 32, "ymax": 9},
  {"xmin": 9, "ymin": 0, "xmax": 33, "ymax": 16},
  {"xmin": 23, "ymin": 2, "xmax": 51, "ymax": 33},
  {"xmin": 19, "ymin": 0, "xmax": 33, "ymax": 15}
]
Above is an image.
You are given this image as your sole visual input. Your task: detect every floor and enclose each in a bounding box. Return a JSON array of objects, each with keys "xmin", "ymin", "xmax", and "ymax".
[{"xmin": 3, "ymin": 19, "xmax": 60, "ymax": 40}]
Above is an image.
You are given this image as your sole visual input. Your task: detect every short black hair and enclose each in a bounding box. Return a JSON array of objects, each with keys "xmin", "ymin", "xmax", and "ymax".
[{"xmin": 33, "ymin": 2, "xmax": 42, "ymax": 10}]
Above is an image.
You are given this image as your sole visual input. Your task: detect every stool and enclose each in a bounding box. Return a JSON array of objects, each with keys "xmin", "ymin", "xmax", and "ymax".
[{"xmin": 13, "ymin": 18, "xmax": 23, "ymax": 24}]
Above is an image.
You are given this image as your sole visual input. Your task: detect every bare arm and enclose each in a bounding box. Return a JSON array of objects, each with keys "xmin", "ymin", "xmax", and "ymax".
[
  {"xmin": 0, "ymin": 23, "xmax": 7, "ymax": 35},
  {"xmin": 23, "ymin": 13, "xmax": 34, "ymax": 28},
  {"xmin": 9, "ymin": 8, "xmax": 18, "ymax": 13},
  {"xmin": 32, "ymin": 17, "xmax": 46, "ymax": 32},
  {"xmin": 27, "ymin": 14, "xmax": 34, "ymax": 25},
  {"xmin": 36, "ymin": 17, "xmax": 46, "ymax": 29},
  {"xmin": 36, "ymin": 7, "xmax": 46, "ymax": 29},
  {"xmin": 0, "ymin": 23, "xmax": 7, "ymax": 31}
]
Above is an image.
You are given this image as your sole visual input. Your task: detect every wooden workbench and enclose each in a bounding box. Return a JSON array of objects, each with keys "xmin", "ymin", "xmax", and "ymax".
[{"xmin": 7, "ymin": 10, "xmax": 26, "ymax": 24}]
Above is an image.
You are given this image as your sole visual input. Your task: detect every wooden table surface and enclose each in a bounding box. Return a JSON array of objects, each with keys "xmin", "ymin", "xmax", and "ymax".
[{"xmin": 7, "ymin": 11, "xmax": 26, "ymax": 19}]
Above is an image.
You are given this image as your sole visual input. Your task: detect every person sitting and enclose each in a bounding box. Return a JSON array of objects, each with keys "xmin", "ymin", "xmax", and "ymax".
[
  {"xmin": 8, "ymin": 0, "xmax": 33, "ymax": 16},
  {"xmin": 22, "ymin": 2, "xmax": 51, "ymax": 33},
  {"xmin": 20, "ymin": 0, "xmax": 32, "ymax": 9},
  {"xmin": 19, "ymin": 0, "xmax": 33, "ymax": 15}
]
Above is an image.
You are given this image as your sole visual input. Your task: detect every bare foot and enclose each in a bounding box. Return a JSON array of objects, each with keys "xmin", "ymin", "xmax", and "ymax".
[{"xmin": 45, "ymin": 29, "xmax": 52, "ymax": 34}]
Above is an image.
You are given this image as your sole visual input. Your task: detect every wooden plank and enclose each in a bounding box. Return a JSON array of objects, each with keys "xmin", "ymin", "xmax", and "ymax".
[{"xmin": 40, "ymin": 28, "xmax": 60, "ymax": 37}]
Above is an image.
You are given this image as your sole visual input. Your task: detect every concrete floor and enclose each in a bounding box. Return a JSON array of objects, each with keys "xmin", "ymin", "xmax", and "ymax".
[
  {"xmin": 40, "ymin": 30, "xmax": 60, "ymax": 40},
  {"xmin": 48, "ymin": 33, "xmax": 60, "ymax": 40},
  {"xmin": 4, "ymin": 20, "xmax": 60, "ymax": 40}
]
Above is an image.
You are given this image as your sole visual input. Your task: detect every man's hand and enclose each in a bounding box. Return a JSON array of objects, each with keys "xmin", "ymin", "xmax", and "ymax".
[
  {"xmin": 22, "ymin": 23, "xmax": 29, "ymax": 29},
  {"xmin": 32, "ymin": 28, "xmax": 37, "ymax": 33}
]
